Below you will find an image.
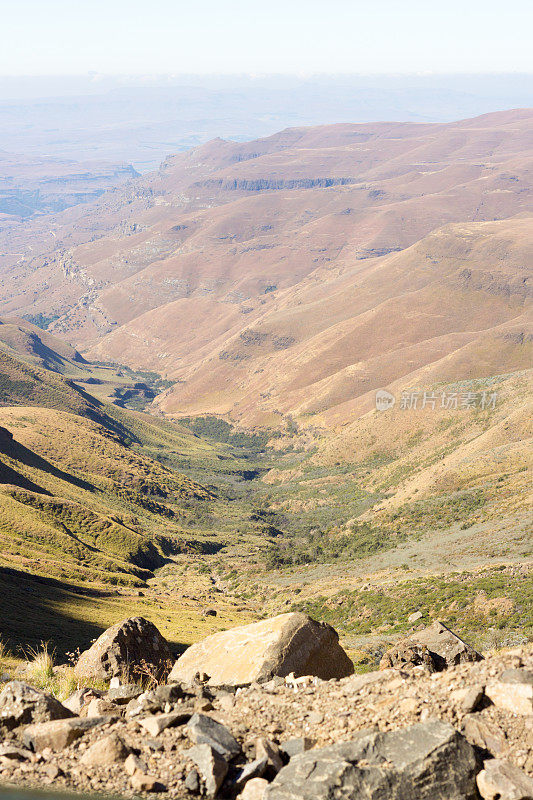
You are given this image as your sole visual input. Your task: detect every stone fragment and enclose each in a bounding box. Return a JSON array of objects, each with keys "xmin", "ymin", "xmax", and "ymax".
[
  {"xmin": 22, "ymin": 716, "xmax": 108, "ymax": 751},
  {"xmin": 169, "ymin": 613, "xmax": 353, "ymax": 685},
  {"xmin": 86, "ymin": 698, "xmax": 121, "ymax": 718},
  {"xmin": 265, "ymin": 720, "xmax": 478, "ymax": 800},
  {"xmin": 139, "ymin": 712, "xmax": 191, "ymax": 737},
  {"xmin": 187, "ymin": 713, "xmax": 240, "ymax": 759},
  {"xmin": 188, "ymin": 743, "xmax": 228, "ymax": 797},
  {"xmin": 408, "ymin": 611, "xmax": 424, "ymax": 624},
  {"xmin": 185, "ymin": 768, "xmax": 200, "ymax": 792},
  {"xmin": 81, "ymin": 733, "xmax": 130, "ymax": 766},
  {"xmin": 486, "ymin": 671, "xmax": 532, "ymax": 716},
  {"xmin": 452, "ymin": 685, "xmax": 484, "ymax": 714},
  {"xmin": 477, "ymin": 758, "xmax": 533, "ymax": 800},
  {"xmin": 0, "ymin": 681, "xmax": 74, "ymax": 730},
  {"xmin": 235, "ymin": 758, "xmax": 268, "ymax": 788},
  {"xmin": 463, "ymin": 713, "xmax": 508, "ymax": 756},
  {"xmin": 75, "ymin": 617, "xmax": 173, "ymax": 681},
  {"xmin": 0, "ymin": 743, "xmax": 31, "ymax": 761},
  {"xmin": 256, "ymin": 737, "xmax": 283, "ymax": 774},
  {"xmin": 43, "ymin": 763, "xmax": 63, "ymax": 782},
  {"xmin": 107, "ymin": 684, "xmax": 142, "ymax": 704},
  {"xmin": 130, "ymin": 771, "xmax": 166, "ymax": 792},
  {"xmin": 63, "ymin": 688, "xmax": 102, "ymax": 715},
  {"xmin": 124, "ymin": 753, "xmax": 146, "ymax": 775},
  {"xmin": 280, "ymin": 738, "xmax": 313, "ymax": 759},
  {"xmin": 239, "ymin": 778, "xmax": 269, "ymax": 800}
]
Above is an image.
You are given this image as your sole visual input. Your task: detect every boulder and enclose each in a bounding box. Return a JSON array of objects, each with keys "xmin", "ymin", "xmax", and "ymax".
[
  {"xmin": 22, "ymin": 716, "xmax": 108, "ymax": 751},
  {"xmin": 75, "ymin": 616, "xmax": 173, "ymax": 680},
  {"xmin": 381, "ymin": 622, "xmax": 482, "ymax": 672},
  {"xmin": 168, "ymin": 613, "xmax": 354, "ymax": 686},
  {"xmin": 409, "ymin": 621, "xmax": 483, "ymax": 668},
  {"xmin": 0, "ymin": 681, "xmax": 74, "ymax": 730},
  {"xmin": 265, "ymin": 720, "xmax": 478, "ymax": 800},
  {"xmin": 477, "ymin": 759, "xmax": 533, "ymax": 800}
]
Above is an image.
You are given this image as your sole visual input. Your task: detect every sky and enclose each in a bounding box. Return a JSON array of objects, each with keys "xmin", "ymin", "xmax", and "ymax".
[{"xmin": 1, "ymin": 0, "xmax": 532, "ymax": 76}]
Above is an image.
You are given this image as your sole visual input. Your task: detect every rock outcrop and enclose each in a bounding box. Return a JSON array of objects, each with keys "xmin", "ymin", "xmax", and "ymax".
[
  {"xmin": 75, "ymin": 617, "xmax": 173, "ymax": 680},
  {"xmin": 168, "ymin": 613, "xmax": 354, "ymax": 685},
  {"xmin": 265, "ymin": 720, "xmax": 479, "ymax": 800}
]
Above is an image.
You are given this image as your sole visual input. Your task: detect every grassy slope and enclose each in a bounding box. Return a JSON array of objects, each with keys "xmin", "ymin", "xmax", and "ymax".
[{"xmin": 0, "ymin": 329, "xmax": 530, "ymax": 667}]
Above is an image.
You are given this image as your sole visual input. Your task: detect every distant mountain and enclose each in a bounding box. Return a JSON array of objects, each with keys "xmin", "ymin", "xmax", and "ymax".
[
  {"xmin": 1, "ymin": 109, "xmax": 530, "ymax": 429},
  {"xmin": 0, "ymin": 73, "xmax": 532, "ymax": 170},
  {"xmin": 0, "ymin": 151, "xmax": 137, "ymax": 223}
]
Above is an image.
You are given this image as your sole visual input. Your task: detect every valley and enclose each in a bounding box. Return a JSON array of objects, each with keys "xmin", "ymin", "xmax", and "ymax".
[{"xmin": 0, "ymin": 110, "xmax": 531, "ymax": 679}]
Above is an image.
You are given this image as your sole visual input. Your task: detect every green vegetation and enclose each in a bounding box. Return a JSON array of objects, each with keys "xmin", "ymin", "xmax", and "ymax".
[
  {"xmin": 21, "ymin": 313, "xmax": 60, "ymax": 330},
  {"xmin": 293, "ymin": 568, "xmax": 533, "ymax": 650},
  {"xmin": 263, "ymin": 522, "xmax": 407, "ymax": 568}
]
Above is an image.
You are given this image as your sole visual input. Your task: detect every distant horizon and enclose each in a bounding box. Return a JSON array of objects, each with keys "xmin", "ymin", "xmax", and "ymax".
[{"xmin": 3, "ymin": 0, "xmax": 532, "ymax": 76}]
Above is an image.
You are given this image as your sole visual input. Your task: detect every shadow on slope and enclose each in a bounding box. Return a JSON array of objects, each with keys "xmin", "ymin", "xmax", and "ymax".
[{"xmin": 0, "ymin": 567, "xmax": 187, "ymax": 659}]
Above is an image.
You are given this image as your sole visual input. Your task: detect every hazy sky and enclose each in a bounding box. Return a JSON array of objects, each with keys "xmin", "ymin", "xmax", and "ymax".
[{"xmin": 2, "ymin": 0, "xmax": 532, "ymax": 76}]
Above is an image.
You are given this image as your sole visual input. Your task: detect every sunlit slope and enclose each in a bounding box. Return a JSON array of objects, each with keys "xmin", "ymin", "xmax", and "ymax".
[{"xmin": 88, "ymin": 216, "xmax": 532, "ymax": 426}]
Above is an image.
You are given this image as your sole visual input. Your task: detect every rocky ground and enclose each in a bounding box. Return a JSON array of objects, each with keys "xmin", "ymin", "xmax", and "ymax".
[{"xmin": 0, "ymin": 615, "xmax": 532, "ymax": 800}]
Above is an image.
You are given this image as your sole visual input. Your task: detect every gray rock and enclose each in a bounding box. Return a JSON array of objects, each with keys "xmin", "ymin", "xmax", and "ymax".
[
  {"xmin": 107, "ymin": 684, "xmax": 142, "ymax": 704},
  {"xmin": 265, "ymin": 720, "xmax": 478, "ymax": 800},
  {"xmin": 280, "ymin": 738, "xmax": 313, "ymax": 759},
  {"xmin": 188, "ymin": 743, "xmax": 228, "ymax": 797},
  {"xmin": 236, "ymin": 758, "xmax": 268, "ymax": 788},
  {"xmin": 499, "ymin": 669, "xmax": 533, "ymax": 685},
  {"xmin": 477, "ymin": 758, "xmax": 533, "ymax": 800},
  {"xmin": 139, "ymin": 711, "xmax": 191, "ymax": 736},
  {"xmin": 22, "ymin": 716, "xmax": 109, "ymax": 751},
  {"xmin": 154, "ymin": 683, "xmax": 189, "ymax": 705},
  {"xmin": 0, "ymin": 681, "xmax": 74, "ymax": 730},
  {"xmin": 185, "ymin": 768, "xmax": 201, "ymax": 792},
  {"xmin": 187, "ymin": 713, "xmax": 240, "ymax": 759},
  {"xmin": 75, "ymin": 616, "xmax": 173, "ymax": 680}
]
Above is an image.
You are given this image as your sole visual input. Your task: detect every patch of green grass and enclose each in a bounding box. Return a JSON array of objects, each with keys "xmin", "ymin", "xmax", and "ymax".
[{"xmin": 293, "ymin": 568, "xmax": 533, "ymax": 649}]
